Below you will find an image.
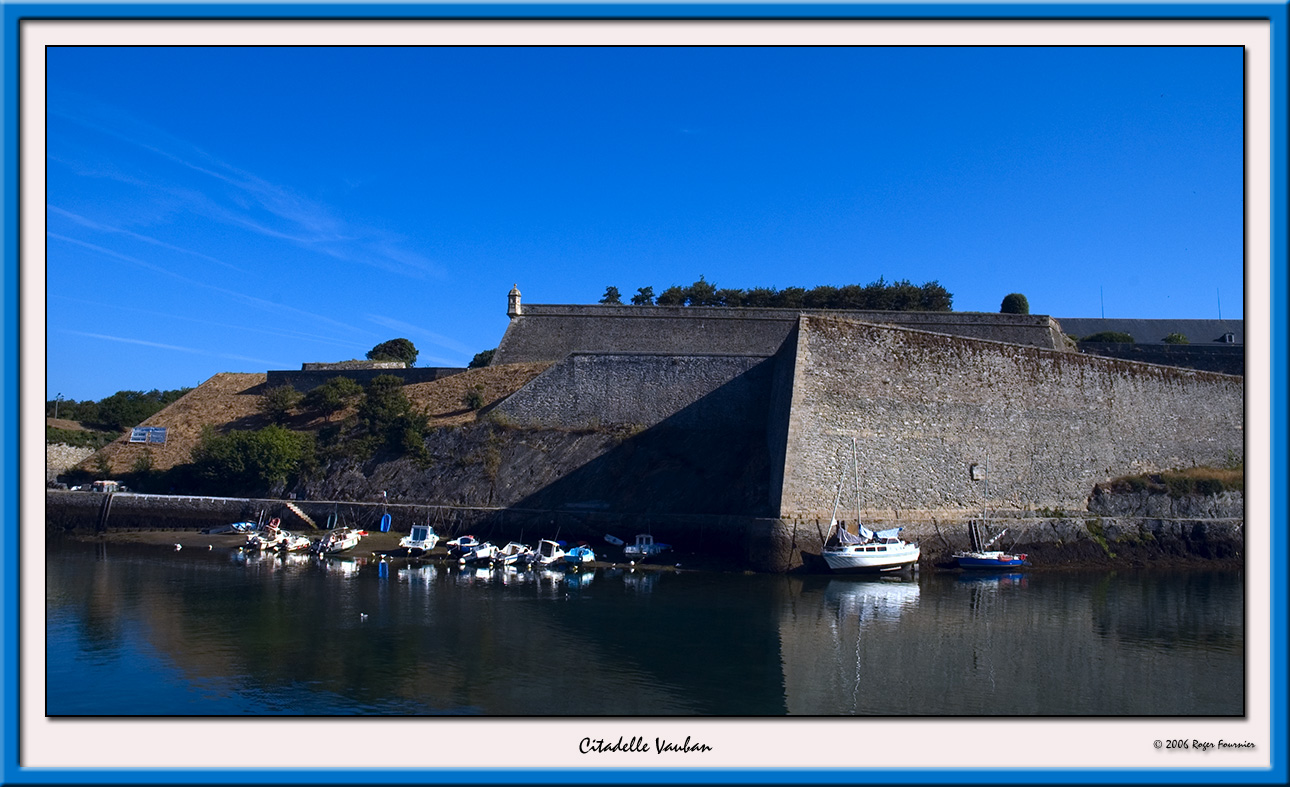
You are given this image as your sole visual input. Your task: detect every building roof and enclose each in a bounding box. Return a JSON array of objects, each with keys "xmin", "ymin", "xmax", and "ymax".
[{"xmin": 1055, "ymin": 318, "xmax": 1243, "ymax": 345}]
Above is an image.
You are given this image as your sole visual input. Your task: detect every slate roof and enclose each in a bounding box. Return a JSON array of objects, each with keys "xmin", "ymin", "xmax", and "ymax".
[{"xmin": 1054, "ymin": 318, "xmax": 1244, "ymax": 345}]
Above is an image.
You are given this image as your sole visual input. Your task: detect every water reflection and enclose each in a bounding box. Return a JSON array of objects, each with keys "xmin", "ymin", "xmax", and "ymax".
[
  {"xmin": 825, "ymin": 577, "xmax": 921, "ymax": 623},
  {"xmin": 46, "ymin": 542, "xmax": 1242, "ymax": 716}
]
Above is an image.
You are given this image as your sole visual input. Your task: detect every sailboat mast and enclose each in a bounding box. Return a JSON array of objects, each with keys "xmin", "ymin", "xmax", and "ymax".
[
  {"xmin": 828, "ymin": 461, "xmax": 845, "ymax": 540},
  {"xmin": 852, "ymin": 438, "xmax": 861, "ymax": 532}
]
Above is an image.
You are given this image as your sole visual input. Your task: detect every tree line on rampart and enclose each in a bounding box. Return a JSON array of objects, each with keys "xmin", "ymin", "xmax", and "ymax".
[{"xmin": 599, "ymin": 276, "xmax": 954, "ymax": 312}]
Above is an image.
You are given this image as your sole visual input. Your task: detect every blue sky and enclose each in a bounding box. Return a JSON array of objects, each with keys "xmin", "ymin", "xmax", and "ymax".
[{"xmin": 45, "ymin": 45, "xmax": 1244, "ymax": 402}]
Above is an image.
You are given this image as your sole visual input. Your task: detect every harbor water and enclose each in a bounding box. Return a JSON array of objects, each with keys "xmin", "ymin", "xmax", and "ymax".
[{"xmin": 46, "ymin": 539, "xmax": 1243, "ymax": 716}]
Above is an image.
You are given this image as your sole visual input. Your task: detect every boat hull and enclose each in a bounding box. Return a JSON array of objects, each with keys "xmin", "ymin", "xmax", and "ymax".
[
  {"xmin": 822, "ymin": 544, "xmax": 920, "ymax": 573},
  {"xmin": 955, "ymin": 551, "xmax": 1027, "ymax": 570}
]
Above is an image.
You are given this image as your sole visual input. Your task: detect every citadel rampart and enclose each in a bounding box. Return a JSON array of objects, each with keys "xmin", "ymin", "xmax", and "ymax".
[
  {"xmin": 492, "ymin": 303, "xmax": 1067, "ymax": 365},
  {"xmin": 1076, "ymin": 342, "xmax": 1245, "ymax": 376},
  {"xmin": 777, "ymin": 317, "xmax": 1244, "ymax": 522},
  {"xmin": 493, "ymin": 353, "xmax": 772, "ymax": 431}
]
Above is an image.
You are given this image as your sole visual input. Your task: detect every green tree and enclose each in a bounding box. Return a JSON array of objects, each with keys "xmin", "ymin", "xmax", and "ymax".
[
  {"xmin": 1082, "ymin": 331, "xmax": 1135, "ymax": 343},
  {"xmin": 804, "ymin": 285, "xmax": 840, "ymax": 309},
  {"xmin": 360, "ymin": 375, "xmax": 412, "ymax": 432},
  {"xmin": 94, "ymin": 389, "xmax": 167, "ymax": 431},
  {"xmin": 919, "ymin": 281, "xmax": 954, "ymax": 311},
  {"xmin": 714, "ymin": 288, "xmax": 746, "ymax": 308},
  {"xmin": 191, "ymin": 425, "xmax": 314, "ymax": 494},
  {"xmin": 630, "ymin": 286, "xmax": 655, "ymax": 305},
  {"xmin": 772, "ymin": 287, "xmax": 807, "ymax": 309},
  {"xmin": 468, "ymin": 349, "xmax": 496, "ymax": 369},
  {"xmin": 599, "ymin": 286, "xmax": 622, "ymax": 304},
  {"xmin": 655, "ymin": 286, "xmax": 687, "ymax": 306},
  {"xmin": 684, "ymin": 276, "xmax": 720, "ymax": 306},
  {"xmin": 833, "ymin": 284, "xmax": 866, "ymax": 309},
  {"xmin": 743, "ymin": 287, "xmax": 777, "ymax": 307},
  {"xmin": 1163, "ymin": 332, "xmax": 1190, "ymax": 345},
  {"xmin": 301, "ymin": 377, "xmax": 363, "ymax": 421},
  {"xmin": 259, "ymin": 385, "xmax": 302, "ymax": 425},
  {"xmin": 889, "ymin": 279, "xmax": 924, "ymax": 311},
  {"xmin": 860, "ymin": 278, "xmax": 894, "ymax": 310},
  {"xmin": 1001, "ymin": 293, "xmax": 1030, "ymax": 315},
  {"xmin": 366, "ymin": 338, "xmax": 418, "ymax": 366}
]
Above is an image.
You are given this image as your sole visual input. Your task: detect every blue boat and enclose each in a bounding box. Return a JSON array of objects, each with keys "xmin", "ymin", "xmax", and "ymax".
[
  {"xmin": 954, "ymin": 521, "xmax": 1027, "ymax": 570},
  {"xmin": 955, "ymin": 550, "xmax": 1028, "ymax": 569},
  {"xmin": 565, "ymin": 543, "xmax": 596, "ymax": 566}
]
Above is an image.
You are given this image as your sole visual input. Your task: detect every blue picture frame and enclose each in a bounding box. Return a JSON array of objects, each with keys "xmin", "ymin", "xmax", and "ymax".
[{"xmin": 4, "ymin": 2, "xmax": 1285, "ymax": 784}]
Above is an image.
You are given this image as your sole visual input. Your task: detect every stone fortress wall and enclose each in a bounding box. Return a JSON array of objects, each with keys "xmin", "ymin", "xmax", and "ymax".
[
  {"xmin": 492, "ymin": 303, "xmax": 1068, "ymax": 365},
  {"xmin": 493, "ymin": 353, "xmax": 773, "ymax": 432},
  {"xmin": 776, "ymin": 317, "xmax": 1244, "ymax": 522}
]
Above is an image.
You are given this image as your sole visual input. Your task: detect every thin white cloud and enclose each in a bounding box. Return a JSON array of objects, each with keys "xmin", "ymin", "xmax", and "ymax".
[
  {"xmin": 49, "ymin": 294, "xmax": 370, "ymax": 354},
  {"xmin": 63, "ymin": 330, "xmax": 286, "ymax": 367},
  {"xmin": 47, "ymin": 233, "xmax": 379, "ymax": 338},
  {"xmin": 50, "ymin": 93, "xmax": 446, "ymax": 281},
  {"xmin": 47, "ymin": 206, "xmax": 246, "ymax": 273}
]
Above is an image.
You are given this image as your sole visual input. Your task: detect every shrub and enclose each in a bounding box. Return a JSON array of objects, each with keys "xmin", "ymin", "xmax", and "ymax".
[
  {"xmin": 1163, "ymin": 332, "xmax": 1189, "ymax": 344},
  {"xmin": 1000, "ymin": 293, "xmax": 1030, "ymax": 315},
  {"xmin": 190, "ymin": 425, "xmax": 314, "ymax": 495},
  {"xmin": 260, "ymin": 385, "xmax": 302, "ymax": 424},
  {"xmin": 301, "ymin": 376, "xmax": 363, "ymax": 421},
  {"xmin": 467, "ymin": 349, "xmax": 495, "ymax": 369},
  {"xmin": 366, "ymin": 338, "xmax": 418, "ymax": 366},
  {"xmin": 46, "ymin": 426, "xmax": 116, "ymax": 449},
  {"xmin": 1081, "ymin": 331, "xmax": 1134, "ymax": 344},
  {"xmin": 463, "ymin": 386, "xmax": 485, "ymax": 411}
]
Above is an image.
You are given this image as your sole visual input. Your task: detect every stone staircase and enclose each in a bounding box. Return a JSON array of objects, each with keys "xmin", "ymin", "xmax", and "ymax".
[{"xmin": 284, "ymin": 501, "xmax": 318, "ymax": 529}]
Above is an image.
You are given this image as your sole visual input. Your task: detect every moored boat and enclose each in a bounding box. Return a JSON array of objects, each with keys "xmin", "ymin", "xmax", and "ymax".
[
  {"xmin": 820, "ymin": 439, "xmax": 920, "ymax": 574},
  {"xmin": 311, "ymin": 527, "xmax": 364, "ymax": 555},
  {"xmin": 445, "ymin": 535, "xmax": 480, "ymax": 560},
  {"xmin": 243, "ymin": 518, "xmax": 286, "ymax": 551},
  {"xmin": 954, "ymin": 521, "xmax": 1026, "ymax": 569},
  {"xmin": 461, "ymin": 541, "xmax": 498, "ymax": 564},
  {"xmin": 623, "ymin": 533, "xmax": 670, "ymax": 562},
  {"xmin": 534, "ymin": 538, "xmax": 566, "ymax": 567},
  {"xmin": 565, "ymin": 543, "xmax": 596, "ymax": 566},
  {"xmin": 400, "ymin": 523, "xmax": 441, "ymax": 556},
  {"xmin": 494, "ymin": 541, "xmax": 533, "ymax": 566}
]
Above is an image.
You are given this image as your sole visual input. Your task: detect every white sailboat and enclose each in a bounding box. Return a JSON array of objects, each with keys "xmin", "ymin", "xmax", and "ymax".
[{"xmin": 821, "ymin": 439, "xmax": 920, "ymax": 573}]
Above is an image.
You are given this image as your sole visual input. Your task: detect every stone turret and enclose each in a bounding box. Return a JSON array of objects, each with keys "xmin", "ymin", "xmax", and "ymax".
[{"xmin": 507, "ymin": 284, "xmax": 522, "ymax": 318}]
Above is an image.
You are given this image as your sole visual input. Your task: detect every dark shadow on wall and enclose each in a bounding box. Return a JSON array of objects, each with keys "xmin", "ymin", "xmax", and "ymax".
[{"xmin": 509, "ymin": 357, "xmax": 780, "ymax": 527}]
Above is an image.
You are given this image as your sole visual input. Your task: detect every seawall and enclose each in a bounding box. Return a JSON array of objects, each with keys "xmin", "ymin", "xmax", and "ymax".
[
  {"xmin": 778, "ymin": 317, "xmax": 1244, "ymax": 521},
  {"xmin": 47, "ymin": 491, "xmax": 1242, "ymax": 573}
]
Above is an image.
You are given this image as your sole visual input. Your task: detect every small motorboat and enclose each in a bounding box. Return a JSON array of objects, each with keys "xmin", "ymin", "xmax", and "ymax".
[
  {"xmin": 494, "ymin": 542, "xmax": 533, "ymax": 567},
  {"xmin": 445, "ymin": 535, "xmax": 480, "ymax": 560},
  {"xmin": 534, "ymin": 539, "xmax": 566, "ymax": 567},
  {"xmin": 461, "ymin": 541, "xmax": 498, "ymax": 564},
  {"xmin": 311, "ymin": 527, "xmax": 365, "ymax": 556},
  {"xmin": 624, "ymin": 533, "xmax": 671, "ymax": 562},
  {"xmin": 400, "ymin": 523, "xmax": 441, "ymax": 556},
  {"xmin": 243, "ymin": 518, "xmax": 286, "ymax": 551},
  {"xmin": 564, "ymin": 543, "xmax": 596, "ymax": 566},
  {"xmin": 277, "ymin": 531, "xmax": 313, "ymax": 553}
]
